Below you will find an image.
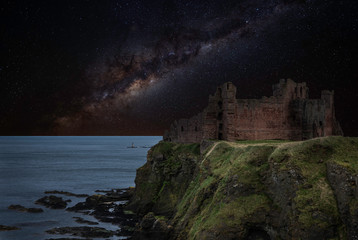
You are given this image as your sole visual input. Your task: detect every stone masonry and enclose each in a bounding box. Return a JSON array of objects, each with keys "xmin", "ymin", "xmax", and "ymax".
[{"xmin": 164, "ymin": 79, "xmax": 343, "ymax": 143}]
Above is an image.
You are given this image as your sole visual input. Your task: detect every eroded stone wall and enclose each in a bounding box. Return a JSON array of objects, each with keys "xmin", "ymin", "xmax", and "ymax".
[{"xmin": 164, "ymin": 79, "xmax": 343, "ymax": 143}]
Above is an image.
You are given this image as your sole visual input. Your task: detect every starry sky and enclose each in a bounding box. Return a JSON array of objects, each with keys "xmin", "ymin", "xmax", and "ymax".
[{"xmin": 1, "ymin": 0, "xmax": 358, "ymax": 136}]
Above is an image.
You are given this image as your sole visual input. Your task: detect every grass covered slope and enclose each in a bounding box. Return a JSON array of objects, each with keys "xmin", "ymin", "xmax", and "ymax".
[{"xmin": 130, "ymin": 137, "xmax": 358, "ymax": 240}]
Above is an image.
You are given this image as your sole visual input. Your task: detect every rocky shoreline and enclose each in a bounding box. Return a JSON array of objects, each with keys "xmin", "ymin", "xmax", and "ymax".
[{"xmin": 5, "ymin": 188, "xmax": 138, "ymax": 239}]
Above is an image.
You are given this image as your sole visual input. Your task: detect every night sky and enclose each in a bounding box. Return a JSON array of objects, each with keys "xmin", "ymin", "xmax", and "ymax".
[{"xmin": 1, "ymin": 0, "xmax": 358, "ymax": 136}]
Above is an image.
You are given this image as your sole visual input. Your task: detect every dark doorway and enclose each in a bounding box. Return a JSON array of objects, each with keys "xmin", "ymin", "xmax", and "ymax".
[{"xmin": 218, "ymin": 112, "xmax": 223, "ymax": 120}]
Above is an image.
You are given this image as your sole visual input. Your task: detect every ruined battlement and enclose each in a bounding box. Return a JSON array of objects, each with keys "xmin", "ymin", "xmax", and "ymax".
[{"xmin": 164, "ymin": 79, "xmax": 343, "ymax": 143}]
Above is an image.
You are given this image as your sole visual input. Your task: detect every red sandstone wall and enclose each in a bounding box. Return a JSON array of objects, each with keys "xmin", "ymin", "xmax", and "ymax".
[{"xmin": 164, "ymin": 79, "xmax": 342, "ymax": 143}]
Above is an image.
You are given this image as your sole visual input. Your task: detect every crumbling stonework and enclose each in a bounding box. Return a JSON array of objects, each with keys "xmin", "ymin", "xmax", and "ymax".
[{"xmin": 164, "ymin": 79, "xmax": 343, "ymax": 143}]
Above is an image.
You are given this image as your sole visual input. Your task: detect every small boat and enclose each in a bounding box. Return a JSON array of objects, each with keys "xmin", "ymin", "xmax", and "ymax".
[{"xmin": 127, "ymin": 142, "xmax": 137, "ymax": 148}]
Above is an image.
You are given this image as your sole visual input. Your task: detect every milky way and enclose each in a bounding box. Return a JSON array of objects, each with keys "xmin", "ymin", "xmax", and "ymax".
[{"xmin": 1, "ymin": 0, "xmax": 358, "ymax": 135}]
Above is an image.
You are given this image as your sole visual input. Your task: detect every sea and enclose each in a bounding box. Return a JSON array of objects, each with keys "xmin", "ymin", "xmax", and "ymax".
[{"xmin": 0, "ymin": 136, "xmax": 162, "ymax": 240}]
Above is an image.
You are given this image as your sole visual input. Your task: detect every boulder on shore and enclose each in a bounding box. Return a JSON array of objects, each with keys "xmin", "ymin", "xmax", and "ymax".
[{"xmin": 35, "ymin": 195, "xmax": 69, "ymax": 209}]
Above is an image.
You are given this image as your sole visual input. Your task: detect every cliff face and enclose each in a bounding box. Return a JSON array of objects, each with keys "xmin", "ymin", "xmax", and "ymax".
[{"xmin": 128, "ymin": 137, "xmax": 358, "ymax": 240}]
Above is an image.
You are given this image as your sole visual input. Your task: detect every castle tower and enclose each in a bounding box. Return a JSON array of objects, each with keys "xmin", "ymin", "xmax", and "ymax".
[
  {"xmin": 321, "ymin": 90, "xmax": 335, "ymax": 136},
  {"xmin": 221, "ymin": 82, "xmax": 237, "ymax": 141},
  {"xmin": 273, "ymin": 79, "xmax": 309, "ymax": 100}
]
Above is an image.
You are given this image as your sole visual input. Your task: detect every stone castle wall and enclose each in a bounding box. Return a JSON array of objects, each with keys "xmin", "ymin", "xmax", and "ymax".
[{"xmin": 164, "ymin": 79, "xmax": 343, "ymax": 143}]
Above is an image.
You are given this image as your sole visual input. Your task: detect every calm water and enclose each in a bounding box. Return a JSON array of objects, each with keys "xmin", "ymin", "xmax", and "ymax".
[{"xmin": 0, "ymin": 136, "xmax": 161, "ymax": 240}]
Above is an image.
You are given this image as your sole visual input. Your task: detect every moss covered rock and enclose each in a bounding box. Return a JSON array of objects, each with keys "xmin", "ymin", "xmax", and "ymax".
[{"xmin": 127, "ymin": 141, "xmax": 200, "ymax": 216}]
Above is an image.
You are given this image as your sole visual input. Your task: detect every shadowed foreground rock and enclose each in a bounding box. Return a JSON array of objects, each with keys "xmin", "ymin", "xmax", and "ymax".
[
  {"xmin": 38, "ymin": 188, "xmax": 136, "ymax": 239},
  {"xmin": 35, "ymin": 195, "xmax": 69, "ymax": 209},
  {"xmin": 72, "ymin": 217, "xmax": 98, "ymax": 225},
  {"xmin": 46, "ymin": 238, "xmax": 91, "ymax": 240},
  {"xmin": 8, "ymin": 204, "xmax": 43, "ymax": 213},
  {"xmin": 127, "ymin": 136, "xmax": 358, "ymax": 240},
  {"xmin": 44, "ymin": 190, "xmax": 89, "ymax": 198},
  {"xmin": 46, "ymin": 226, "xmax": 115, "ymax": 238},
  {"xmin": 0, "ymin": 225, "xmax": 20, "ymax": 231},
  {"xmin": 63, "ymin": 188, "xmax": 137, "ymax": 237}
]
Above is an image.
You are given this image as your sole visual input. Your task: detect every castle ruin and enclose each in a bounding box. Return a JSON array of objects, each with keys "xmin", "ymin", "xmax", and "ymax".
[{"xmin": 164, "ymin": 79, "xmax": 343, "ymax": 143}]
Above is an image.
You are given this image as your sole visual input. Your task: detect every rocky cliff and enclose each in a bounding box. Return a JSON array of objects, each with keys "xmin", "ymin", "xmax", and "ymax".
[{"xmin": 127, "ymin": 136, "xmax": 358, "ymax": 240}]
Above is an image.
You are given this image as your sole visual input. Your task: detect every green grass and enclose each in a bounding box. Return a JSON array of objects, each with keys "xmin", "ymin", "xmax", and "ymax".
[
  {"xmin": 139, "ymin": 136, "xmax": 358, "ymax": 239},
  {"xmin": 236, "ymin": 139, "xmax": 291, "ymax": 144}
]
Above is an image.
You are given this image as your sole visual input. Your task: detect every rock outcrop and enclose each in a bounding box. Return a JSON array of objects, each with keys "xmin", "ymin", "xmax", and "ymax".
[
  {"xmin": 8, "ymin": 204, "xmax": 43, "ymax": 213},
  {"xmin": 35, "ymin": 195, "xmax": 69, "ymax": 209},
  {"xmin": 128, "ymin": 136, "xmax": 358, "ymax": 240}
]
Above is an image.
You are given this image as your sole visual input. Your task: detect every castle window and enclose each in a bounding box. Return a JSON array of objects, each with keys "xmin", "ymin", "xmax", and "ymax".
[
  {"xmin": 319, "ymin": 121, "xmax": 322, "ymax": 127},
  {"xmin": 219, "ymin": 123, "xmax": 223, "ymax": 130},
  {"xmin": 300, "ymin": 87, "xmax": 303, "ymax": 97},
  {"xmin": 218, "ymin": 101, "xmax": 223, "ymax": 109},
  {"xmin": 218, "ymin": 88, "xmax": 222, "ymax": 97},
  {"xmin": 227, "ymin": 84, "xmax": 229, "ymax": 90},
  {"xmin": 195, "ymin": 126, "xmax": 198, "ymax": 131},
  {"xmin": 218, "ymin": 112, "xmax": 223, "ymax": 120},
  {"xmin": 181, "ymin": 126, "xmax": 184, "ymax": 131}
]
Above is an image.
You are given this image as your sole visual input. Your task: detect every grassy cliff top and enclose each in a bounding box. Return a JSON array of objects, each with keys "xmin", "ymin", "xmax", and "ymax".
[
  {"xmin": 209, "ymin": 136, "xmax": 358, "ymax": 173},
  {"xmin": 133, "ymin": 136, "xmax": 358, "ymax": 239}
]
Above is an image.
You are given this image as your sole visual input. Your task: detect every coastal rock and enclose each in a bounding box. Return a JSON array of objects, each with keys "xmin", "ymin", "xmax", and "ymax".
[
  {"xmin": 129, "ymin": 136, "xmax": 358, "ymax": 239},
  {"xmin": 72, "ymin": 217, "xmax": 98, "ymax": 225},
  {"xmin": 132, "ymin": 212, "xmax": 170, "ymax": 240},
  {"xmin": 8, "ymin": 204, "xmax": 43, "ymax": 213},
  {"xmin": 65, "ymin": 188, "xmax": 137, "ymax": 237},
  {"xmin": 35, "ymin": 195, "xmax": 68, "ymax": 209},
  {"xmin": 68, "ymin": 188, "xmax": 133, "ymax": 212},
  {"xmin": 0, "ymin": 225, "xmax": 20, "ymax": 231},
  {"xmin": 46, "ymin": 238, "xmax": 91, "ymax": 240},
  {"xmin": 44, "ymin": 190, "xmax": 89, "ymax": 198},
  {"xmin": 140, "ymin": 212, "xmax": 156, "ymax": 230},
  {"xmin": 46, "ymin": 226, "xmax": 115, "ymax": 238}
]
